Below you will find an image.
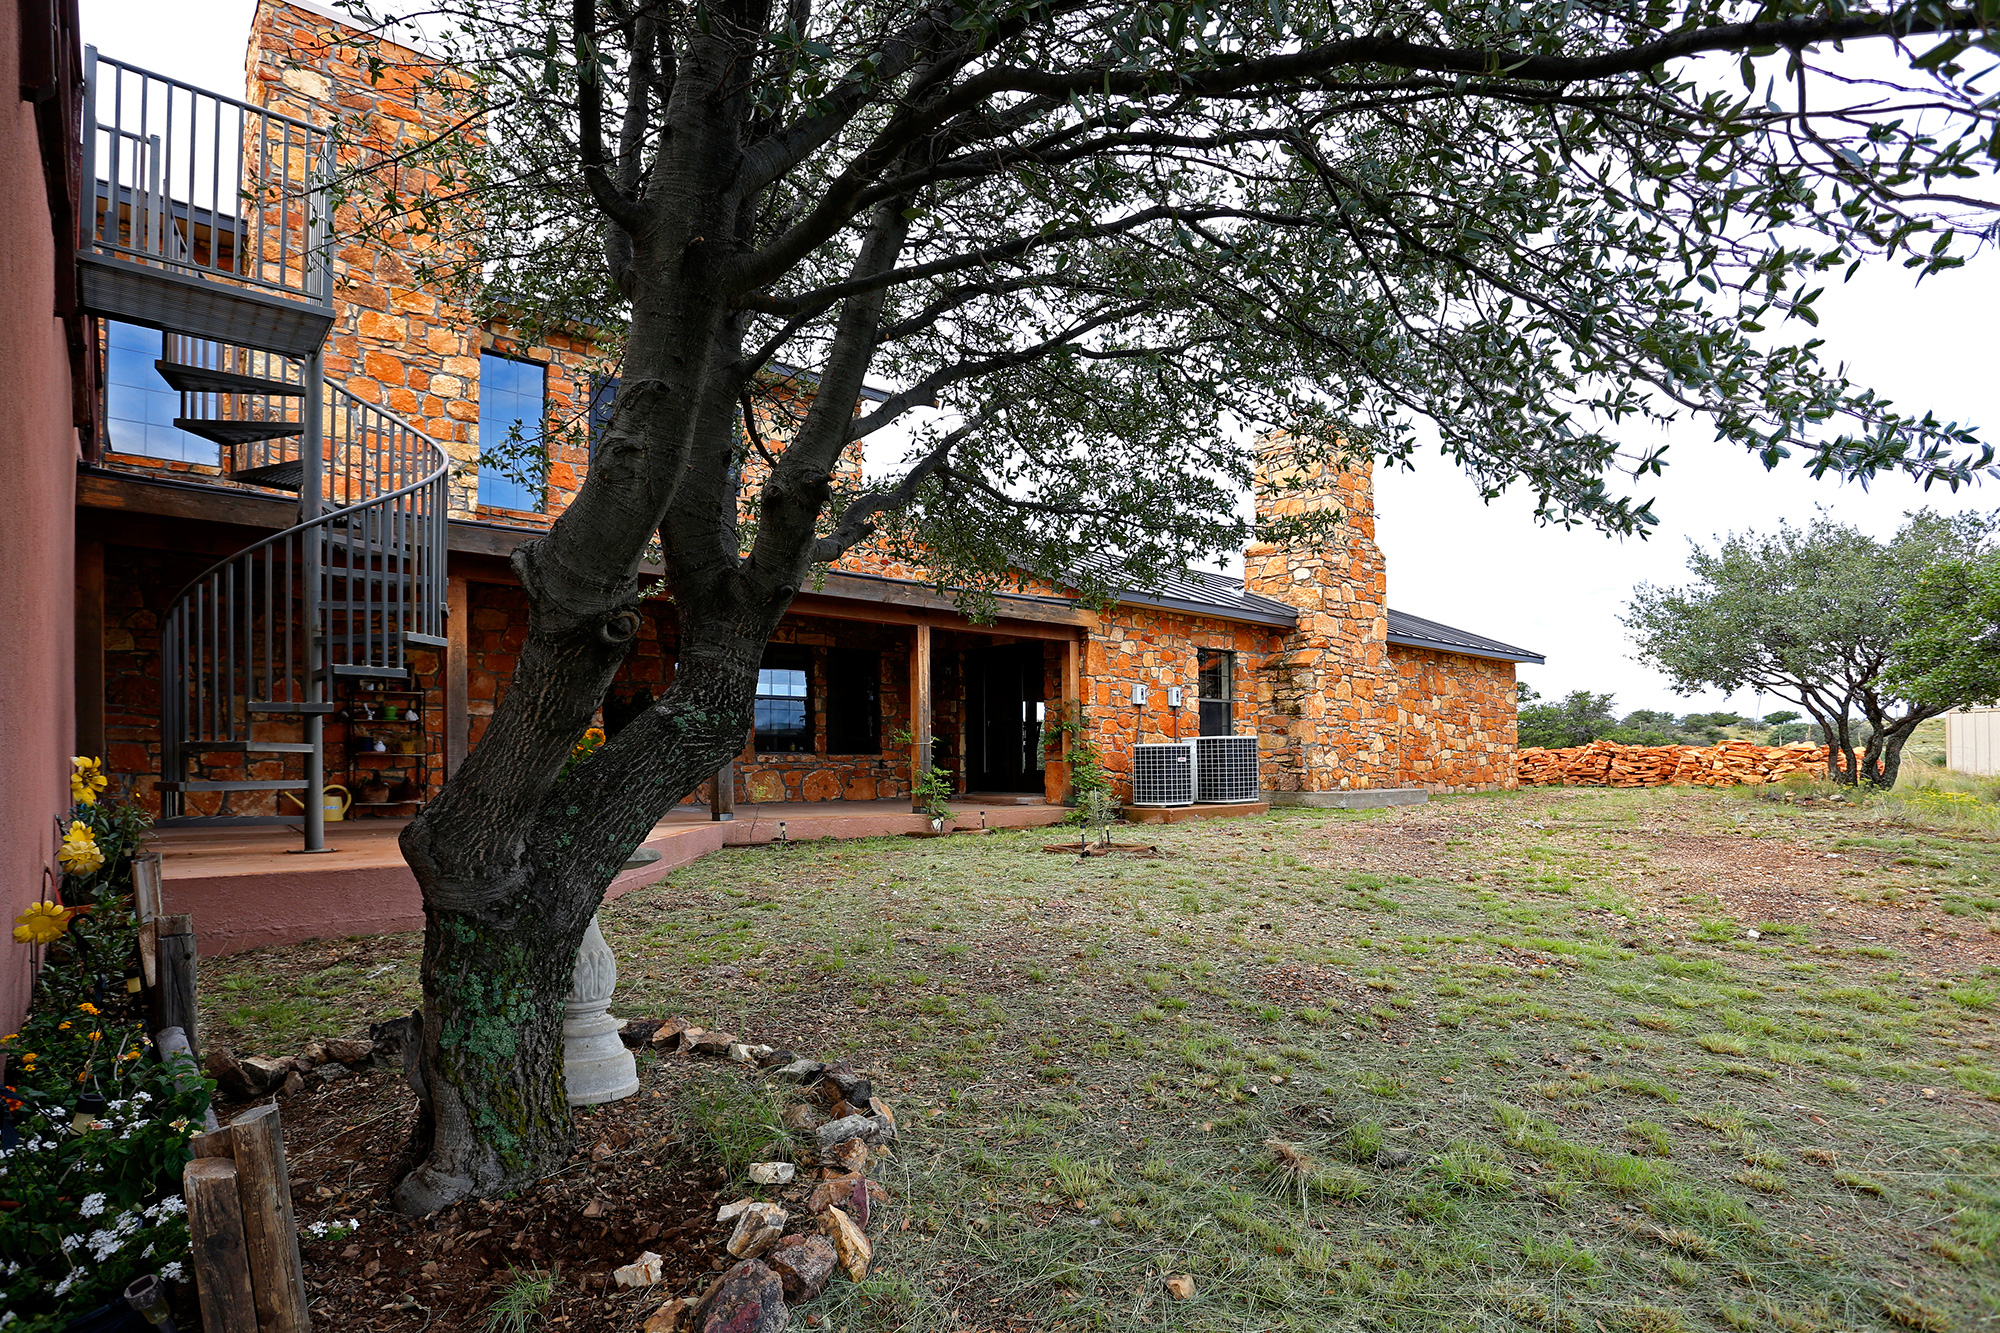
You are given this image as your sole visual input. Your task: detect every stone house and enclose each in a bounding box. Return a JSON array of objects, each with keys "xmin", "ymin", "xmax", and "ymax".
[{"xmin": 70, "ymin": 0, "xmax": 1541, "ymax": 850}]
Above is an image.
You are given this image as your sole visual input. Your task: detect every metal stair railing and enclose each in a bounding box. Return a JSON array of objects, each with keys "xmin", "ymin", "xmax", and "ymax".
[
  {"xmin": 158, "ymin": 383, "xmax": 448, "ymax": 850},
  {"xmin": 81, "ymin": 48, "xmax": 333, "ymax": 336}
]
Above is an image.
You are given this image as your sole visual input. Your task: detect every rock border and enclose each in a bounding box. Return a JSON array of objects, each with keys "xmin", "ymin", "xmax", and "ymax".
[{"xmin": 629, "ymin": 1020, "xmax": 900, "ymax": 1333}]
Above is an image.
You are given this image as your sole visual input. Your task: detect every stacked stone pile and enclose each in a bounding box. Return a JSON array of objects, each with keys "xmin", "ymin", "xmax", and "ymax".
[
  {"xmin": 1518, "ymin": 738, "xmax": 1843, "ymax": 788},
  {"xmin": 629, "ymin": 1021, "xmax": 899, "ymax": 1333}
]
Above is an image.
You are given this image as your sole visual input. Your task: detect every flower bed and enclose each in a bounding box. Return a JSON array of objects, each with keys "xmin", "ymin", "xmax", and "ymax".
[{"xmin": 1, "ymin": 761, "xmax": 212, "ymax": 1331}]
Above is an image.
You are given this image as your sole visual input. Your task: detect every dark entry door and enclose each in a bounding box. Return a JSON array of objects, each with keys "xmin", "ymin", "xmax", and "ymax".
[{"xmin": 966, "ymin": 643, "xmax": 1046, "ymax": 792}]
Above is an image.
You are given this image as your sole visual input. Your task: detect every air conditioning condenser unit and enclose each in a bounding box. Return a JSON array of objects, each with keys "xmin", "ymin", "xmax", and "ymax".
[{"xmin": 1131, "ymin": 742, "xmax": 1195, "ymax": 806}]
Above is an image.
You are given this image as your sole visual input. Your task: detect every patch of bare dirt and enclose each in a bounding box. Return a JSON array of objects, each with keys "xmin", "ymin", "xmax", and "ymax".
[{"xmin": 236, "ymin": 1068, "xmax": 726, "ymax": 1332}]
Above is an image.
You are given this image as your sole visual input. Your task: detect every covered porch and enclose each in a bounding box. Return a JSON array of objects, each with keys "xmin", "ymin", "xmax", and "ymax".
[{"xmin": 151, "ymin": 797, "xmax": 1071, "ymax": 956}]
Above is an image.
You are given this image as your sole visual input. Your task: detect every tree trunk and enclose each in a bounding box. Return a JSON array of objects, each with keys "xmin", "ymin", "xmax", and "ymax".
[
  {"xmin": 391, "ymin": 903, "xmax": 584, "ymax": 1215},
  {"xmin": 393, "ymin": 585, "xmax": 775, "ymax": 1210}
]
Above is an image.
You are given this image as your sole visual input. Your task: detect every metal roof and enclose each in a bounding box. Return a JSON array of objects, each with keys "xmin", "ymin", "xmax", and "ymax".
[
  {"xmin": 1099, "ymin": 566, "xmax": 1300, "ymax": 629},
  {"xmin": 1386, "ymin": 608, "xmax": 1545, "ymax": 664},
  {"xmin": 1087, "ymin": 562, "xmax": 1543, "ymax": 663}
]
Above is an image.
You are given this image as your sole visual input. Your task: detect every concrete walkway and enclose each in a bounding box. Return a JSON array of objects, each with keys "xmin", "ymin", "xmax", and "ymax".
[{"xmin": 153, "ymin": 799, "xmax": 1067, "ymax": 955}]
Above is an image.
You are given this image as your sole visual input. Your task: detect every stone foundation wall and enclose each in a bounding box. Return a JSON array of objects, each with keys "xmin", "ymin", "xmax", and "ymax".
[{"xmin": 1387, "ymin": 646, "xmax": 1518, "ymax": 791}]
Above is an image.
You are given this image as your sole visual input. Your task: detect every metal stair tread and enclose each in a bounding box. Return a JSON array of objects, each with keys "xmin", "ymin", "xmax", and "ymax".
[
  {"xmin": 228, "ymin": 458, "xmax": 306, "ymax": 490},
  {"xmin": 176, "ymin": 418, "xmax": 306, "ymax": 447},
  {"xmin": 188, "ymin": 739, "xmax": 316, "ymax": 752},
  {"xmin": 323, "ymin": 663, "xmax": 411, "ymax": 680},
  {"xmin": 247, "ymin": 700, "xmax": 338, "ymax": 715},
  {"xmin": 155, "ymin": 359, "xmax": 307, "ymax": 398},
  {"xmin": 156, "ymin": 779, "xmax": 309, "ymax": 792}
]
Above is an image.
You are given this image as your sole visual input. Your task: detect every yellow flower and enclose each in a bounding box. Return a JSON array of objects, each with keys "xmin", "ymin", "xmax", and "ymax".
[
  {"xmin": 58, "ymin": 1021, "xmax": 71, "ymax": 1030},
  {"xmin": 77, "ymin": 1002, "xmax": 100, "ymax": 1016},
  {"xmin": 122, "ymin": 1049, "xmax": 140, "ymax": 1061},
  {"xmin": 57, "ymin": 821, "xmax": 104, "ymax": 875},
  {"xmin": 70, "ymin": 756, "xmax": 109, "ymax": 806},
  {"xmin": 12, "ymin": 900, "xmax": 73, "ymax": 945},
  {"xmin": 87, "ymin": 1031, "xmax": 102, "ymax": 1042}
]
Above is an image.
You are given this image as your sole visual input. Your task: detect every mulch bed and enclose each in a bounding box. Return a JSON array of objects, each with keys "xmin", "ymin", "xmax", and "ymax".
[{"xmin": 245, "ymin": 1065, "xmax": 728, "ymax": 1332}]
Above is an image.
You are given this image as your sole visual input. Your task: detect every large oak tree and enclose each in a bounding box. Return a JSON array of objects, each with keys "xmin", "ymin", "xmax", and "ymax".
[{"xmin": 317, "ymin": 0, "xmax": 1999, "ymax": 1210}]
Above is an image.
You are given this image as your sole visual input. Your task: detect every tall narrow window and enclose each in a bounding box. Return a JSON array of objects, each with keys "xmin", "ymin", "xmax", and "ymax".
[
  {"xmin": 104, "ymin": 321, "xmax": 211, "ymax": 463},
  {"xmin": 1198, "ymin": 648, "xmax": 1235, "ymax": 736},
  {"xmin": 754, "ymin": 647, "xmax": 813, "ymax": 753},
  {"xmin": 826, "ymin": 649, "xmax": 881, "ymax": 754},
  {"xmin": 477, "ymin": 352, "xmax": 547, "ymax": 512}
]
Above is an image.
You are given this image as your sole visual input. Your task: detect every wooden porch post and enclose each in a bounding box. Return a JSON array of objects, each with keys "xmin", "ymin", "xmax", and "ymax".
[
  {"xmin": 710, "ymin": 753, "xmax": 736, "ymax": 821},
  {"xmin": 1056, "ymin": 631, "xmax": 1081, "ymax": 802},
  {"xmin": 909, "ymin": 622, "xmax": 932, "ymax": 811},
  {"xmin": 444, "ymin": 574, "xmax": 469, "ymax": 775}
]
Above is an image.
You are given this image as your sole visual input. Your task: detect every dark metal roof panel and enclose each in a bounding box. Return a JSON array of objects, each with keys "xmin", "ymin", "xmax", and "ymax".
[{"xmin": 1385, "ymin": 608, "xmax": 1544, "ymax": 664}]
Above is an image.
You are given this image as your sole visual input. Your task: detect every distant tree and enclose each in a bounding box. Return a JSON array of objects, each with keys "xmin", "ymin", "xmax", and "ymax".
[
  {"xmin": 1763, "ymin": 710, "xmax": 1803, "ymax": 726},
  {"xmin": 1623, "ymin": 709, "xmax": 1677, "ymax": 729},
  {"xmin": 1682, "ymin": 711, "xmax": 1743, "ymax": 729},
  {"xmin": 1885, "ymin": 551, "xmax": 2000, "ymax": 710},
  {"xmin": 1518, "ymin": 687, "xmax": 1619, "ymax": 749},
  {"xmin": 1626, "ymin": 512, "xmax": 1998, "ymax": 787}
]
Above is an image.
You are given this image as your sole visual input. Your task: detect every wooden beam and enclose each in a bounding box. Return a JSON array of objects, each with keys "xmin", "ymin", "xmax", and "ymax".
[
  {"xmin": 806, "ymin": 570, "xmax": 1095, "ymax": 628},
  {"xmin": 445, "ymin": 573, "xmax": 470, "ymax": 775},
  {"xmin": 909, "ymin": 623, "xmax": 932, "ymax": 812},
  {"xmin": 787, "ymin": 592, "xmax": 1084, "ymax": 639},
  {"xmin": 75, "ymin": 537, "xmax": 105, "ymax": 759},
  {"xmin": 78, "ymin": 468, "xmax": 294, "ymax": 530}
]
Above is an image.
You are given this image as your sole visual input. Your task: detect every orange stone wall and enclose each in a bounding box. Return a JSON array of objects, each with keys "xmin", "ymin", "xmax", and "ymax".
[
  {"xmin": 247, "ymin": 1, "xmax": 617, "ymax": 522},
  {"xmin": 1078, "ymin": 607, "xmax": 1282, "ymax": 802},
  {"xmin": 1388, "ymin": 645, "xmax": 1518, "ymax": 791}
]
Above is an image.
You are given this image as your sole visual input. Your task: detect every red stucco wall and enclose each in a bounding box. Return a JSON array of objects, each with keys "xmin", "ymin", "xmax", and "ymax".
[{"xmin": 0, "ymin": 0, "xmax": 80, "ymax": 1032}]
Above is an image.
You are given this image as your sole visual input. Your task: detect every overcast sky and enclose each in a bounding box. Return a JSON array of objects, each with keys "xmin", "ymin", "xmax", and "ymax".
[{"xmin": 88, "ymin": 0, "xmax": 1998, "ymax": 720}]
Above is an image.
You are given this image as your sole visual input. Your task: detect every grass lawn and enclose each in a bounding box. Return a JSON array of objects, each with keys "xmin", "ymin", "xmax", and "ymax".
[{"xmin": 202, "ymin": 784, "xmax": 2000, "ymax": 1333}]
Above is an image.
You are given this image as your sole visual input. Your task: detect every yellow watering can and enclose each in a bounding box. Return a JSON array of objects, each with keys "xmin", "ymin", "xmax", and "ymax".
[{"xmin": 282, "ymin": 785, "xmax": 351, "ymax": 822}]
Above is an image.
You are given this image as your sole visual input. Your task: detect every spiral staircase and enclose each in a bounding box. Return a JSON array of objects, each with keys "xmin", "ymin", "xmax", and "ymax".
[{"xmin": 77, "ymin": 50, "xmax": 449, "ymax": 850}]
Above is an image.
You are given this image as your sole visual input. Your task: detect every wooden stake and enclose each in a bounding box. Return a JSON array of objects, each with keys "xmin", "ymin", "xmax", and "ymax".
[
  {"xmin": 228, "ymin": 1104, "xmax": 312, "ymax": 1333},
  {"xmin": 183, "ymin": 1157, "xmax": 258, "ymax": 1333},
  {"xmin": 148, "ymin": 914, "xmax": 199, "ymax": 1063}
]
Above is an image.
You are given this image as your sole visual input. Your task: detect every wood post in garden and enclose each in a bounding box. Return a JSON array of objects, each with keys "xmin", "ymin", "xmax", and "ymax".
[
  {"xmin": 183, "ymin": 1158, "xmax": 259, "ymax": 1333},
  {"xmin": 146, "ymin": 913, "xmax": 199, "ymax": 1063},
  {"xmin": 182, "ymin": 1104, "xmax": 312, "ymax": 1333},
  {"xmin": 130, "ymin": 851, "xmax": 163, "ymax": 923}
]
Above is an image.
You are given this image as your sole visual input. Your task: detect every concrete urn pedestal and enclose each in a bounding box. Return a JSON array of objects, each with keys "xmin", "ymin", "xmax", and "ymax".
[{"xmin": 563, "ymin": 913, "xmax": 639, "ymax": 1106}]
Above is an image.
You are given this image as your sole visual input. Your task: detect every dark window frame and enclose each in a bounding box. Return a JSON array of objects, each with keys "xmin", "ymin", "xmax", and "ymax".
[
  {"xmin": 825, "ymin": 648, "xmax": 882, "ymax": 755},
  {"xmin": 1197, "ymin": 648, "xmax": 1236, "ymax": 737},
  {"xmin": 753, "ymin": 646, "xmax": 814, "ymax": 754}
]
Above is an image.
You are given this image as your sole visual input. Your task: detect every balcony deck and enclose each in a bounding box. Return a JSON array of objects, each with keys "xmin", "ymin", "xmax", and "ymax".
[{"xmin": 153, "ymin": 799, "xmax": 1068, "ymax": 955}]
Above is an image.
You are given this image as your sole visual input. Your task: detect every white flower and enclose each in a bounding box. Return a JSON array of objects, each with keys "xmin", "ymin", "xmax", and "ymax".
[
  {"xmin": 60, "ymin": 1234, "xmax": 83, "ymax": 1253},
  {"xmin": 53, "ymin": 1269, "xmax": 81, "ymax": 1297},
  {"xmin": 160, "ymin": 1261, "xmax": 184, "ymax": 1281},
  {"xmin": 79, "ymin": 1192, "xmax": 107, "ymax": 1217}
]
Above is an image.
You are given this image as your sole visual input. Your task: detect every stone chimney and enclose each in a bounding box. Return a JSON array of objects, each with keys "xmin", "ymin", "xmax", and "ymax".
[{"xmin": 1244, "ymin": 434, "xmax": 1396, "ymax": 791}]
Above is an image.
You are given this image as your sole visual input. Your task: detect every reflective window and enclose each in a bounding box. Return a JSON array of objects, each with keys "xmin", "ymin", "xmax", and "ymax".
[
  {"xmin": 105, "ymin": 321, "xmax": 212, "ymax": 463},
  {"xmin": 755, "ymin": 649, "xmax": 812, "ymax": 753},
  {"xmin": 1198, "ymin": 648, "xmax": 1234, "ymax": 737},
  {"xmin": 478, "ymin": 352, "xmax": 547, "ymax": 512}
]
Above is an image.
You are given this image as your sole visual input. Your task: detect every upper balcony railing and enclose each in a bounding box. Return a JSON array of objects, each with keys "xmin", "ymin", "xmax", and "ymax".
[{"xmin": 80, "ymin": 48, "xmax": 334, "ymax": 356}]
